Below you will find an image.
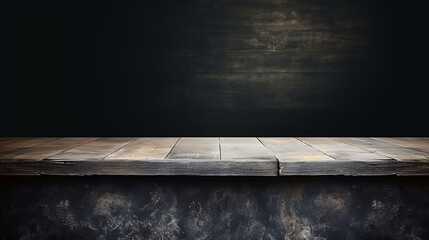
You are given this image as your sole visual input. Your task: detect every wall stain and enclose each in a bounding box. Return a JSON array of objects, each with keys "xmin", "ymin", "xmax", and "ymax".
[{"xmin": 0, "ymin": 176, "xmax": 428, "ymax": 239}]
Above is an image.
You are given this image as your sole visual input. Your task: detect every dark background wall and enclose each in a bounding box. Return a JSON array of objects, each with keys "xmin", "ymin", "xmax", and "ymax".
[
  {"xmin": 1, "ymin": 0, "xmax": 428, "ymax": 136},
  {"xmin": 1, "ymin": 176, "xmax": 429, "ymax": 239},
  {"xmin": 0, "ymin": 176, "xmax": 429, "ymax": 240}
]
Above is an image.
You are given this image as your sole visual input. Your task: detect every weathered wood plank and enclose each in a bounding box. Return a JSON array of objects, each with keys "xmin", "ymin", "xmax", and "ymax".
[
  {"xmin": 0, "ymin": 159, "xmax": 278, "ymax": 176},
  {"xmin": 372, "ymin": 138, "xmax": 429, "ymax": 154},
  {"xmin": 278, "ymin": 160, "xmax": 429, "ymax": 176},
  {"xmin": 166, "ymin": 138, "xmax": 220, "ymax": 159},
  {"xmin": 298, "ymin": 138, "xmax": 391, "ymax": 161},
  {"xmin": 1, "ymin": 138, "xmax": 428, "ymax": 176},
  {"xmin": 47, "ymin": 138, "xmax": 136, "ymax": 161},
  {"xmin": 0, "ymin": 138, "xmax": 96, "ymax": 161},
  {"xmin": 106, "ymin": 138, "xmax": 179, "ymax": 160},
  {"xmin": 334, "ymin": 138, "xmax": 429, "ymax": 162},
  {"xmin": 259, "ymin": 137, "xmax": 334, "ymax": 176},
  {"xmin": 299, "ymin": 137, "xmax": 363, "ymax": 152},
  {"xmin": 0, "ymin": 138, "xmax": 58, "ymax": 157},
  {"xmin": 0, "ymin": 138, "xmax": 30, "ymax": 148},
  {"xmin": 259, "ymin": 137, "xmax": 334, "ymax": 161},
  {"xmin": 161, "ymin": 137, "xmax": 278, "ymax": 175},
  {"xmin": 0, "ymin": 138, "xmax": 16, "ymax": 143},
  {"xmin": 220, "ymin": 138, "xmax": 275, "ymax": 160}
]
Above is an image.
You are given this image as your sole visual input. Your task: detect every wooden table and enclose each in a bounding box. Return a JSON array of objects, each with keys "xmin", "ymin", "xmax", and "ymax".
[{"xmin": 0, "ymin": 137, "xmax": 428, "ymax": 176}]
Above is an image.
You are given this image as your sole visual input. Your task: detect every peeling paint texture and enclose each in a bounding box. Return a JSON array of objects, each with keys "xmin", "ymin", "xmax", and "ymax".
[{"xmin": 1, "ymin": 176, "xmax": 429, "ymax": 239}]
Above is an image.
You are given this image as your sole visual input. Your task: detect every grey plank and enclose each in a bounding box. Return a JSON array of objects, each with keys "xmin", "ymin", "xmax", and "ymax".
[
  {"xmin": 259, "ymin": 137, "xmax": 334, "ymax": 176},
  {"xmin": 299, "ymin": 138, "xmax": 391, "ymax": 161},
  {"xmin": 259, "ymin": 137, "xmax": 334, "ymax": 161},
  {"xmin": 334, "ymin": 138, "xmax": 429, "ymax": 162},
  {"xmin": 0, "ymin": 138, "xmax": 97, "ymax": 161},
  {"xmin": 372, "ymin": 138, "xmax": 429, "ymax": 154},
  {"xmin": 220, "ymin": 137, "xmax": 275, "ymax": 160},
  {"xmin": 0, "ymin": 137, "xmax": 428, "ymax": 176},
  {"xmin": 278, "ymin": 160, "xmax": 429, "ymax": 176},
  {"xmin": 0, "ymin": 159, "xmax": 279, "ymax": 176},
  {"xmin": 166, "ymin": 138, "xmax": 220, "ymax": 159},
  {"xmin": 163, "ymin": 137, "xmax": 277, "ymax": 175},
  {"xmin": 2, "ymin": 158, "xmax": 427, "ymax": 176},
  {"xmin": 106, "ymin": 138, "xmax": 179, "ymax": 160},
  {"xmin": 299, "ymin": 137, "xmax": 364, "ymax": 152},
  {"xmin": 0, "ymin": 138, "xmax": 58, "ymax": 157},
  {"xmin": 48, "ymin": 138, "xmax": 136, "ymax": 161}
]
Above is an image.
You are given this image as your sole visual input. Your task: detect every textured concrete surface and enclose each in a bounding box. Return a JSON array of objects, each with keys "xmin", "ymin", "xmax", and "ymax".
[{"xmin": 1, "ymin": 176, "xmax": 429, "ymax": 239}]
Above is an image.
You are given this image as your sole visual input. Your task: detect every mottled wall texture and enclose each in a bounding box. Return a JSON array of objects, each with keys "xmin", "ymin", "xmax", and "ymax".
[
  {"xmin": 1, "ymin": 0, "xmax": 428, "ymax": 136},
  {"xmin": 1, "ymin": 176, "xmax": 428, "ymax": 239}
]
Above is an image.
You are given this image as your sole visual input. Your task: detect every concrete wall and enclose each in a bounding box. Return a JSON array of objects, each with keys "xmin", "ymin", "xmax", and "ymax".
[{"xmin": 1, "ymin": 176, "xmax": 428, "ymax": 239}]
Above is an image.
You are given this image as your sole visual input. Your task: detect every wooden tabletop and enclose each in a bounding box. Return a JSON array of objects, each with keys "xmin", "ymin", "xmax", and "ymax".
[{"xmin": 0, "ymin": 137, "xmax": 428, "ymax": 176}]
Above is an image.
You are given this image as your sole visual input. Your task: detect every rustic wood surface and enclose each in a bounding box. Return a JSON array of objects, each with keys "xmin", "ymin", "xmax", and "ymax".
[
  {"xmin": 0, "ymin": 138, "xmax": 96, "ymax": 161},
  {"xmin": 166, "ymin": 138, "xmax": 220, "ymax": 159},
  {"xmin": 298, "ymin": 138, "xmax": 392, "ymax": 161},
  {"xmin": 106, "ymin": 138, "xmax": 179, "ymax": 160},
  {"xmin": 48, "ymin": 138, "xmax": 136, "ymax": 161},
  {"xmin": 0, "ymin": 138, "xmax": 59, "ymax": 156},
  {"xmin": 220, "ymin": 138, "xmax": 275, "ymax": 160},
  {"xmin": 372, "ymin": 138, "xmax": 429, "ymax": 154},
  {"xmin": 0, "ymin": 137, "xmax": 428, "ymax": 176},
  {"xmin": 334, "ymin": 138, "xmax": 429, "ymax": 162}
]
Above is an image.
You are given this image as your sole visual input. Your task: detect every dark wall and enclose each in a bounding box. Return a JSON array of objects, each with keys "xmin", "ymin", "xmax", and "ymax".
[
  {"xmin": 1, "ymin": 176, "xmax": 429, "ymax": 239},
  {"xmin": 1, "ymin": 0, "xmax": 428, "ymax": 136}
]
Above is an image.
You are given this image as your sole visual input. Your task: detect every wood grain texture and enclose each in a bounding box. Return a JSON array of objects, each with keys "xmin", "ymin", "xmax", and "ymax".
[
  {"xmin": 0, "ymin": 138, "xmax": 16, "ymax": 144},
  {"xmin": 334, "ymin": 138, "xmax": 429, "ymax": 162},
  {"xmin": 259, "ymin": 137, "xmax": 334, "ymax": 161},
  {"xmin": 298, "ymin": 138, "xmax": 391, "ymax": 161},
  {"xmin": 163, "ymin": 137, "xmax": 277, "ymax": 175},
  {"xmin": 278, "ymin": 160, "xmax": 429, "ymax": 176},
  {"xmin": 166, "ymin": 138, "xmax": 220, "ymax": 159},
  {"xmin": 0, "ymin": 138, "xmax": 58, "ymax": 157},
  {"xmin": 259, "ymin": 137, "xmax": 333, "ymax": 176},
  {"xmin": 1, "ymin": 138, "xmax": 429, "ymax": 176},
  {"xmin": 0, "ymin": 159, "xmax": 278, "ymax": 176},
  {"xmin": 48, "ymin": 138, "xmax": 136, "ymax": 161},
  {"xmin": 220, "ymin": 138, "xmax": 275, "ymax": 160},
  {"xmin": 258, "ymin": 137, "xmax": 415, "ymax": 176},
  {"xmin": 372, "ymin": 138, "xmax": 429, "ymax": 154},
  {"xmin": 0, "ymin": 138, "xmax": 96, "ymax": 161},
  {"xmin": 106, "ymin": 138, "xmax": 179, "ymax": 160}
]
